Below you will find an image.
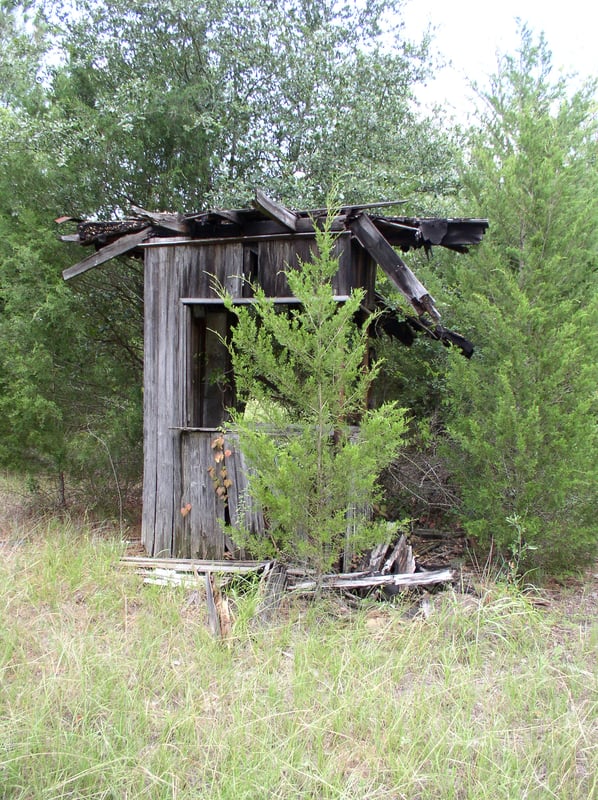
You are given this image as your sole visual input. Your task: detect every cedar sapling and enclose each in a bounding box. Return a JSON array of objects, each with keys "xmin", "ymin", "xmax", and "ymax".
[{"xmin": 222, "ymin": 214, "xmax": 408, "ymax": 575}]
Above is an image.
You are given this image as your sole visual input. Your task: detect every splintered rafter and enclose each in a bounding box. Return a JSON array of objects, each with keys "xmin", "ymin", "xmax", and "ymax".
[
  {"xmin": 62, "ymin": 228, "xmax": 151, "ymax": 280},
  {"xmin": 349, "ymin": 212, "xmax": 441, "ymax": 320}
]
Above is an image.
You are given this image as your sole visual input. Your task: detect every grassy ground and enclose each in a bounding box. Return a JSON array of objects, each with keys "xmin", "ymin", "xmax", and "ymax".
[{"xmin": 0, "ymin": 482, "xmax": 596, "ymax": 799}]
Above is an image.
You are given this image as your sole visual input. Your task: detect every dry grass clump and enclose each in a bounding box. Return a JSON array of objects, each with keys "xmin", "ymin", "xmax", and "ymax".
[{"xmin": 0, "ymin": 519, "xmax": 596, "ymax": 799}]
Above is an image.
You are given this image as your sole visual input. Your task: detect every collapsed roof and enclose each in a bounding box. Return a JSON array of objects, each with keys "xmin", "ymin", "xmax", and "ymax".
[{"xmin": 59, "ymin": 189, "xmax": 488, "ymax": 355}]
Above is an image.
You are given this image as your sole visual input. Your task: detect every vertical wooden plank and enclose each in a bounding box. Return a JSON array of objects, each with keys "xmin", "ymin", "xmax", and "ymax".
[
  {"xmin": 223, "ymin": 432, "xmax": 265, "ymax": 540},
  {"xmin": 142, "ymin": 245, "xmax": 186, "ymax": 557},
  {"xmin": 257, "ymin": 240, "xmax": 288, "ymax": 296},
  {"xmin": 331, "ymin": 232, "xmax": 352, "ymax": 296},
  {"xmin": 222, "ymin": 243, "xmax": 244, "ymax": 297},
  {"xmin": 141, "ymin": 249, "xmax": 159, "ymax": 554},
  {"xmin": 349, "ymin": 239, "xmax": 376, "ymax": 309},
  {"xmin": 154, "ymin": 246, "xmax": 178, "ymax": 556},
  {"xmin": 180, "ymin": 431, "xmax": 226, "ymax": 558}
]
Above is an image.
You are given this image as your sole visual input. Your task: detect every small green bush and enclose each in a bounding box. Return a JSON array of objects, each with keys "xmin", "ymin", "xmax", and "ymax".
[{"xmin": 224, "ymin": 217, "xmax": 408, "ymax": 574}]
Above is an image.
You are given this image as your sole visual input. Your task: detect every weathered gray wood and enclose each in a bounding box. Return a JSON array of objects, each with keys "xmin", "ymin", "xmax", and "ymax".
[
  {"xmin": 348, "ymin": 213, "xmax": 440, "ymax": 320},
  {"xmin": 62, "ymin": 228, "xmax": 150, "ymax": 280},
  {"xmin": 179, "ymin": 432, "xmax": 226, "ymax": 558},
  {"xmin": 138, "ymin": 570, "xmax": 199, "ymax": 586},
  {"xmin": 253, "ymin": 562, "xmax": 288, "ymax": 624},
  {"xmin": 142, "ymin": 243, "xmax": 244, "ymax": 557},
  {"xmin": 253, "ymin": 233, "xmax": 352, "ymax": 297},
  {"xmin": 141, "ymin": 246, "xmax": 159, "ymax": 554},
  {"xmin": 121, "ymin": 556, "xmax": 270, "ymax": 573},
  {"xmin": 253, "ymin": 189, "xmax": 298, "ymax": 231},
  {"xmin": 382, "ymin": 534, "xmax": 415, "ymax": 575},
  {"xmin": 368, "ymin": 541, "xmax": 390, "ymax": 572},
  {"xmin": 130, "ymin": 205, "xmax": 189, "ymax": 235},
  {"xmin": 223, "ymin": 432, "xmax": 266, "ymax": 540},
  {"xmin": 291, "ymin": 568, "xmax": 454, "ymax": 592},
  {"xmin": 142, "ymin": 245, "xmax": 184, "ymax": 556},
  {"xmin": 257, "ymin": 237, "xmax": 312, "ymax": 295},
  {"xmin": 205, "ymin": 574, "xmax": 221, "ymax": 638}
]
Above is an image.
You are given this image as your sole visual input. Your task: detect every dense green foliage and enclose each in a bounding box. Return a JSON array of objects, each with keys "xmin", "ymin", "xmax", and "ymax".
[
  {"xmin": 442, "ymin": 29, "xmax": 598, "ymax": 573},
  {"xmin": 225, "ymin": 221, "xmax": 408, "ymax": 573},
  {"xmin": 47, "ymin": 0, "xmax": 449, "ymax": 211}
]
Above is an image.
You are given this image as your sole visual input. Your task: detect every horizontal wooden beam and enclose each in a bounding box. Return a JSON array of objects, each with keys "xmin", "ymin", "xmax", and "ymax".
[
  {"xmin": 291, "ymin": 568, "xmax": 455, "ymax": 592},
  {"xmin": 138, "ymin": 227, "xmax": 331, "ymax": 248},
  {"xmin": 180, "ymin": 295, "xmax": 350, "ymax": 305},
  {"xmin": 121, "ymin": 556, "xmax": 270, "ymax": 573},
  {"xmin": 130, "ymin": 205, "xmax": 189, "ymax": 234}
]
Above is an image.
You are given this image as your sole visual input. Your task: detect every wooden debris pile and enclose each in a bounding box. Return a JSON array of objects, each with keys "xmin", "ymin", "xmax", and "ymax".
[{"xmin": 121, "ymin": 535, "xmax": 455, "ymax": 637}]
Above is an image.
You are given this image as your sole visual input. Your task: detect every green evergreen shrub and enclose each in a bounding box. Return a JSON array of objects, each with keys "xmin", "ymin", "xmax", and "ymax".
[
  {"xmin": 443, "ymin": 29, "xmax": 598, "ymax": 575},
  {"xmin": 223, "ymin": 218, "xmax": 408, "ymax": 574}
]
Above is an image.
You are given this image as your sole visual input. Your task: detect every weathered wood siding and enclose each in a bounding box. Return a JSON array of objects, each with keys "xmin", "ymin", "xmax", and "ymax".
[
  {"xmin": 179, "ymin": 431, "xmax": 225, "ymax": 558},
  {"xmin": 176, "ymin": 430, "xmax": 265, "ymax": 558},
  {"xmin": 142, "ymin": 242, "xmax": 244, "ymax": 556},
  {"xmin": 142, "ymin": 234, "xmax": 375, "ymax": 558},
  {"xmin": 253, "ymin": 232, "xmax": 360, "ymax": 298}
]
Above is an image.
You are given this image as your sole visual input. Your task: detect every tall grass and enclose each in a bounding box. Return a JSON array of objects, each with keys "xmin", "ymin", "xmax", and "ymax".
[{"xmin": 1, "ymin": 523, "xmax": 596, "ymax": 799}]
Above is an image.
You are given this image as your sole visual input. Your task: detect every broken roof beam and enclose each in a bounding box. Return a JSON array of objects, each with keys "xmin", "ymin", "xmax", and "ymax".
[
  {"xmin": 206, "ymin": 209, "xmax": 246, "ymax": 225},
  {"xmin": 252, "ymin": 189, "xmax": 299, "ymax": 231},
  {"xmin": 435, "ymin": 220, "xmax": 488, "ymax": 250},
  {"xmin": 349, "ymin": 212, "xmax": 440, "ymax": 320},
  {"xmin": 375, "ymin": 217, "xmax": 489, "ymax": 252},
  {"xmin": 129, "ymin": 205, "xmax": 189, "ymax": 235},
  {"xmin": 62, "ymin": 227, "xmax": 150, "ymax": 281},
  {"xmin": 302, "ymin": 199, "xmax": 408, "ymax": 217}
]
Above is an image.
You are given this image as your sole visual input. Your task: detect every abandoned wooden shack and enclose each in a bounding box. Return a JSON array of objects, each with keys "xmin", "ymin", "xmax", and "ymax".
[{"xmin": 61, "ymin": 190, "xmax": 488, "ymax": 559}]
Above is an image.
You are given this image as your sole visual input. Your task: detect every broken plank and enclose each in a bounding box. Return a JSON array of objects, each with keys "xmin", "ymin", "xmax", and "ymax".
[
  {"xmin": 253, "ymin": 562, "xmax": 288, "ymax": 625},
  {"xmin": 62, "ymin": 228, "xmax": 150, "ymax": 280},
  {"xmin": 290, "ymin": 568, "xmax": 454, "ymax": 593},
  {"xmin": 253, "ymin": 189, "xmax": 298, "ymax": 231},
  {"xmin": 348, "ymin": 212, "xmax": 440, "ymax": 320},
  {"xmin": 205, "ymin": 573, "xmax": 222, "ymax": 638},
  {"xmin": 381, "ymin": 534, "xmax": 415, "ymax": 575},
  {"xmin": 368, "ymin": 541, "xmax": 390, "ymax": 572},
  {"xmin": 129, "ymin": 205, "xmax": 189, "ymax": 234},
  {"xmin": 139, "ymin": 568, "xmax": 200, "ymax": 586},
  {"xmin": 121, "ymin": 556, "xmax": 270, "ymax": 574}
]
